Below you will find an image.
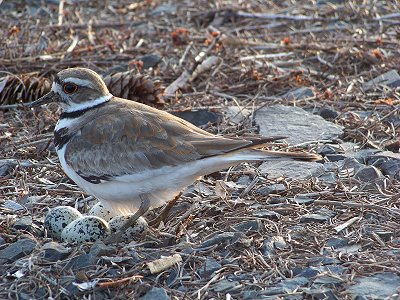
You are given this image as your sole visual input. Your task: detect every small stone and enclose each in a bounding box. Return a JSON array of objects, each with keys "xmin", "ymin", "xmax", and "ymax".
[
  {"xmin": 261, "ymin": 236, "xmax": 287, "ymax": 257},
  {"xmin": 317, "ymin": 145, "xmax": 337, "ymax": 155},
  {"xmin": 339, "ymin": 158, "xmax": 365, "ymax": 175},
  {"xmin": 199, "ymin": 258, "xmax": 222, "ymax": 278},
  {"xmin": 3, "ymin": 200, "xmax": 25, "ymax": 211},
  {"xmin": 65, "ymin": 253, "xmax": 97, "ymax": 271},
  {"xmin": 41, "ymin": 241, "xmax": 71, "ymax": 262},
  {"xmin": 151, "ymin": 4, "xmax": 177, "ymax": 16},
  {"xmin": 326, "ymin": 237, "xmax": 361, "ymax": 254},
  {"xmin": 232, "ymin": 220, "xmax": 260, "ymax": 232},
  {"xmin": 362, "ymin": 70, "xmax": 400, "ymax": 91},
  {"xmin": 12, "ymin": 216, "xmax": 33, "ymax": 230},
  {"xmin": 256, "ymin": 184, "xmax": 286, "ymax": 196},
  {"xmin": 0, "ymin": 159, "xmax": 16, "ymax": 177},
  {"xmin": 171, "ymin": 109, "xmax": 220, "ymax": 127},
  {"xmin": 212, "ymin": 279, "xmax": 238, "ymax": 292},
  {"xmin": 276, "ymin": 276, "xmax": 309, "ymax": 290},
  {"xmin": 225, "ymin": 106, "xmax": 252, "ymax": 125},
  {"xmin": 293, "ymin": 195, "xmax": 315, "ymax": 205},
  {"xmin": 197, "ymin": 232, "xmax": 235, "ymax": 249},
  {"xmin": 0, "ymin": 238, "xmax": 37, "ymax": 264},
  {"xmin": 139, "ymin": 287, "xmax": 170, "ymax": 300},
  {"xmin": 137, "ymin": 54, "xmax": 162, "ymax": 69},
  {"xmin": 317, "ymin": 172, "xmax": 337, "ymax": 185},
  {"xmin": 304, "ymin": 287, "xmax": 339, "ymax": 300},
  {"xmin": 380, "ymin": 159, "xmax": 400, "ymax": 179},
  {"xmin": 325, "ymin": 154, "xmax": 347, "ymax": 162},
  {"xmin": 354, "ymin": 166, "xmax": 383, "ymax": 182},
  {"xmin": 300, "ymin": 214, "xmax": 330, "ymax": 223},
  {"xmin": 283, "ymin": 87, "xmax": 315, "ymax": 100},
  {"xmin": 293, "ymin": 267, "xmax": 320, "ymax": 278},
  {"xmin": 252, "ymin": 210, "xmax": 280, "ymax": 220},
  {"xmin": 318, "ymin": 108, "xmax": 339, "ymax": 120},
  {"xmin": 312, "ymin": 275, "xmax": 344, "ymax": 287},
  {"xmin": 347, "ymin": 272, "xmax": 400, "ymax": 298},
  {"xmin": 90, "ymin": 240, "xmax": 117, "ymax": 257}
]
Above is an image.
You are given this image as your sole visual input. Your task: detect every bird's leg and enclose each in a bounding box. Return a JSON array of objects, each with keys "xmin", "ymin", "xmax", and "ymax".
[
  {"xmin": 104, "ymin": 195, "xmax": 150, "ymax": 244},
  {"xmin": 149, "ymin": 192, "xmax": 183, "ymax": 227}
]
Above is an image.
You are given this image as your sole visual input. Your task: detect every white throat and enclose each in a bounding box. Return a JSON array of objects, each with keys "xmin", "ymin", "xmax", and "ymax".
[{"xmin": 63, "ymin": 94, "xmax": 113, "ymax": 113}]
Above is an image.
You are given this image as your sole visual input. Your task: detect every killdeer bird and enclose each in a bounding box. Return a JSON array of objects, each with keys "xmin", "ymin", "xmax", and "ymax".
[{"xmin": 31, "ymin": 67, "xmax": 320, "ymax": 243}]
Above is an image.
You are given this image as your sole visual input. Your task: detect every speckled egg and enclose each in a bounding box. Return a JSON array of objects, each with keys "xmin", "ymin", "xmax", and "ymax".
[
  {"xmin": 44, "ymin": 206, "xmax": 82, "ymax": 240},
  {"xmin": 61, "ymin": 216, "xmax": 111, "ymax": 243},
  {"xmin": 108, "ymin": 215, "xmax": 149, "ymax": 241},
  {"xmin": 87, "ymin": 202, "xmax": 117, "ymax": 222}
]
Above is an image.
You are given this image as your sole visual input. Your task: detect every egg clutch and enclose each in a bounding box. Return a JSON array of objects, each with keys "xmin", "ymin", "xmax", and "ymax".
[{"xmin": 44, "ymin": 203, "xmax": 148, "ymax": 243}]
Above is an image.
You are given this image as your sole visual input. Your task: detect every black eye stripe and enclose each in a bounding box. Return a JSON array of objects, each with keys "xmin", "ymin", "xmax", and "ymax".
[{"xmin": 54, "ymin": 75, "xmax": 62, "ymax": 85}]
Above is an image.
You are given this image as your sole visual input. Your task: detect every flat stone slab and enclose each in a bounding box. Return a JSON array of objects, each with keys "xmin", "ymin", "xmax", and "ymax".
[
  {"xmin": 255, "ymin": 105, "xmax": 343, "ymax": 145},
  {"xmin": 362, "ymin": 69, "xmax": 400, "ymax": 91},
  {"xmin": 259, "ymin": 160, "xmax": 323, "ymax": 180}
]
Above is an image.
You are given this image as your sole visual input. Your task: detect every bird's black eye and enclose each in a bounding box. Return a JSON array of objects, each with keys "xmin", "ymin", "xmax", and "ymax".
[{"xmin": 63, "ymin": 83, "xmax": 78, "ymax": 94}]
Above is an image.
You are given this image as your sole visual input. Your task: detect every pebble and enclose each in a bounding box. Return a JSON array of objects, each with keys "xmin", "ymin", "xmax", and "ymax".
[
  {"xmin": 300, "ymin": 213, "xmax": 330, "ymax": 223},
  {"xmin": 197, "ymin": 232, "xmax": 235, "ymax": 249},
  {"xmin": 198, "ymin": 258, "xmax": 222, "ymax": 278},
  {"xmin": 347, "ymin": 272, "xmax": 400, "ymax": 298},
  {"xmin": 65, "ymin": 253, "xmax": 97, "ymax": 271},
  {"xmin": 362, "ymin": 69, "xmax": 400, "ymax": 91},
  {"xmin": 41, "ymin": 241, "xmax": 71, "ymax": 262},
  {"xmin": 283, "ymin": 87, "xmax": 315, "ymax": 100},
  {"xmin": 252, "ymin": 210, "xmax": 281, "ymax": 220},
  {"xmin": 256, "ymin": 184, "xmax": 286, "ymax": 196},
  {"xmin": 137, "ymin": 54, "xmax": 162, "ymax": 69},
  {"xmin": 0, "ymin": 238, "xmax": 37, "ymax": 264},
  {"xmin": 139, "ymin": 287, "xmax": 170, "ymax": 300},
  {"xmin": 232, "ymin": 220, "xmax": 260, "ymax": 232},
  {"xmin": 171, "ymin": 109, "xmax": 220, "ymax": 127},
  {"xmin": 261, "ymin": 236, "xmax": 287, "ymax": 257},
  {"xmin": 354, "ymin": 166, "xmax": 383, "ymax": 182},
  {"xmin": 90, "ymin": 240, "xmax": 117, "ymax": 257}
]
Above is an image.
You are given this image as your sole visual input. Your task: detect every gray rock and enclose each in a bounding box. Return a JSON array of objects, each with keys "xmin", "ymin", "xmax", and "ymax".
[
  {"xmin": 307, "ymin": 256, "xmax": 341, "ymax": 266},
  {"xmin": 0, "ymin": 238, "xmax": 37, "ymax": 264},
  {"xmin": 261, "ymin": 236, "xmax": 287, "ymax": 257},
  {"xmin": 293, "ymin": 267, "xmax": 320, "ymax": 278},
  {"xmin": 199, "ymin": 258, "xmax": 222, "ymax": 278},
  {"xmin": 318, "ymin": 108, "xmax": 339, "ymax": 120},
  {"xmin": 317, "ymin": 145, "xmax": 337, "ymax": 155},
  {"xmin": 212, "ymin": 279, "xmax": 238, "ymax": 292},
  {"xmin": 255, "ymin": 105, "xmax": 343, "ymax": 145},
  {"xmin": 171, "ymin": 109, "xmax": 220, "ymax": 127},
  {"xmin": 137, "ymin": 54, "xmax": 162, "ymax": 69},
  {"xmin": 317, "ymin": 172, "xmax": 337, "ymax": 185},
  {"xmin": 340, "ymin": 158, "xmax": 365, "ymax": 175},
  {"xmin": 151, "ymin": 4, "xmax": 177, "ymax": 16},
  {"xmin": 362, "ymin": 70, "xmax": 400, "ymax": 91},
  {"xmin": 0, "ymin": 159, "xmax": 15, "ymax": 177},
  {"xmin": 225, "ymin": 106, "xmax": 252, "ymax": 125},
  {"xmin": 380, "ymin": 159, "xmax": 400, "ymax": 179},
  {"xmin": 197, "ymin": 232, "xmax": 235, "ymax": 249},
  {"xmin": 252, "ymin": 210, "xmax": 280, "ymax": 220},
  {"xmin": 283, "ymin": 87, "xmax": 315, "ymax": 100},
  {"xmin": 259, "ymin": 160, "xmax": 323, "ymax": 180},
  {"xmin": 12, "ymin": 216, "xmax": 33, "ymax": 230},
  {"xmin": 300, "ymin": 214, "xmax": 330, "ymax": 223},
  {"xmin": 90, "ymin": 241, "xmax": 117, "ymax": 257},
  {"xmin": 325, "ymin": 154, "xmax": 347, "ymax": 162},
  {"xmin": 354, "ymin": 166, "xmax": 383, "ymax": 182},
  {"xmin": 312, "ymin": 275, "xmax": 344, "ymax": 287},
  {"xmin": 256, "ymin": 184, "xmax": 286, "ymax": 195},
  {"xmin": 293, "ymin": 195, "xmax": 315, "ymax": 205},
  {"xmin": 304, "ymin": 287, "xmax": 339, "ymax": 300},
  {"xmin": 277, "ymin": 276, "xmax": 309, "ymax": 290},
  {"xmin": 64, "ymin": 254, "xmax": 97, "ymax": 271},
  {"xmin": 347, "ymin": 272, "xmax": 400, "ymax": 298},
  {"xmin": 326, "ymin": 237, "xmax": 361, "ymax": 254},
  {"xmin": 139, "ymin": 287, "xmax": 170, "ymax": 300},
  {"xmin": 232, "ymin": 220, "xmax": 260, "ymax": 232},
  {"xmin": 41, "ymin": 241, "xmax": 71, "ymax": 262}
]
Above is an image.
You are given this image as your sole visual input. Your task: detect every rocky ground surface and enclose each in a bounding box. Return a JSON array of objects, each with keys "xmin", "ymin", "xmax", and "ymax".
[{"xmin": 0, "ymin": 1, "xmax": 399, "ymax": 299}]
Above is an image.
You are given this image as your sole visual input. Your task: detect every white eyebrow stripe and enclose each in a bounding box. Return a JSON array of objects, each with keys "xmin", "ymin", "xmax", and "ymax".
[{"xmin": 64, "ymin": 78, "xmax": 95, "ymax": 88}]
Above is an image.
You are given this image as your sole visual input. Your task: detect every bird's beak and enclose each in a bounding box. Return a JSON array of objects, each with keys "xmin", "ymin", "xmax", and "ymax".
[{"xmin": 28, "ymin": 91, "xmax": 60, "ymax": 107}]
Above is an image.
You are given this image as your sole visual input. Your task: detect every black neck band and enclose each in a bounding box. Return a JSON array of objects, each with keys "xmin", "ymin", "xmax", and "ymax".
[{"xmin": 60, "ymin": 99, "xmax": 110, "ymax": 119}]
